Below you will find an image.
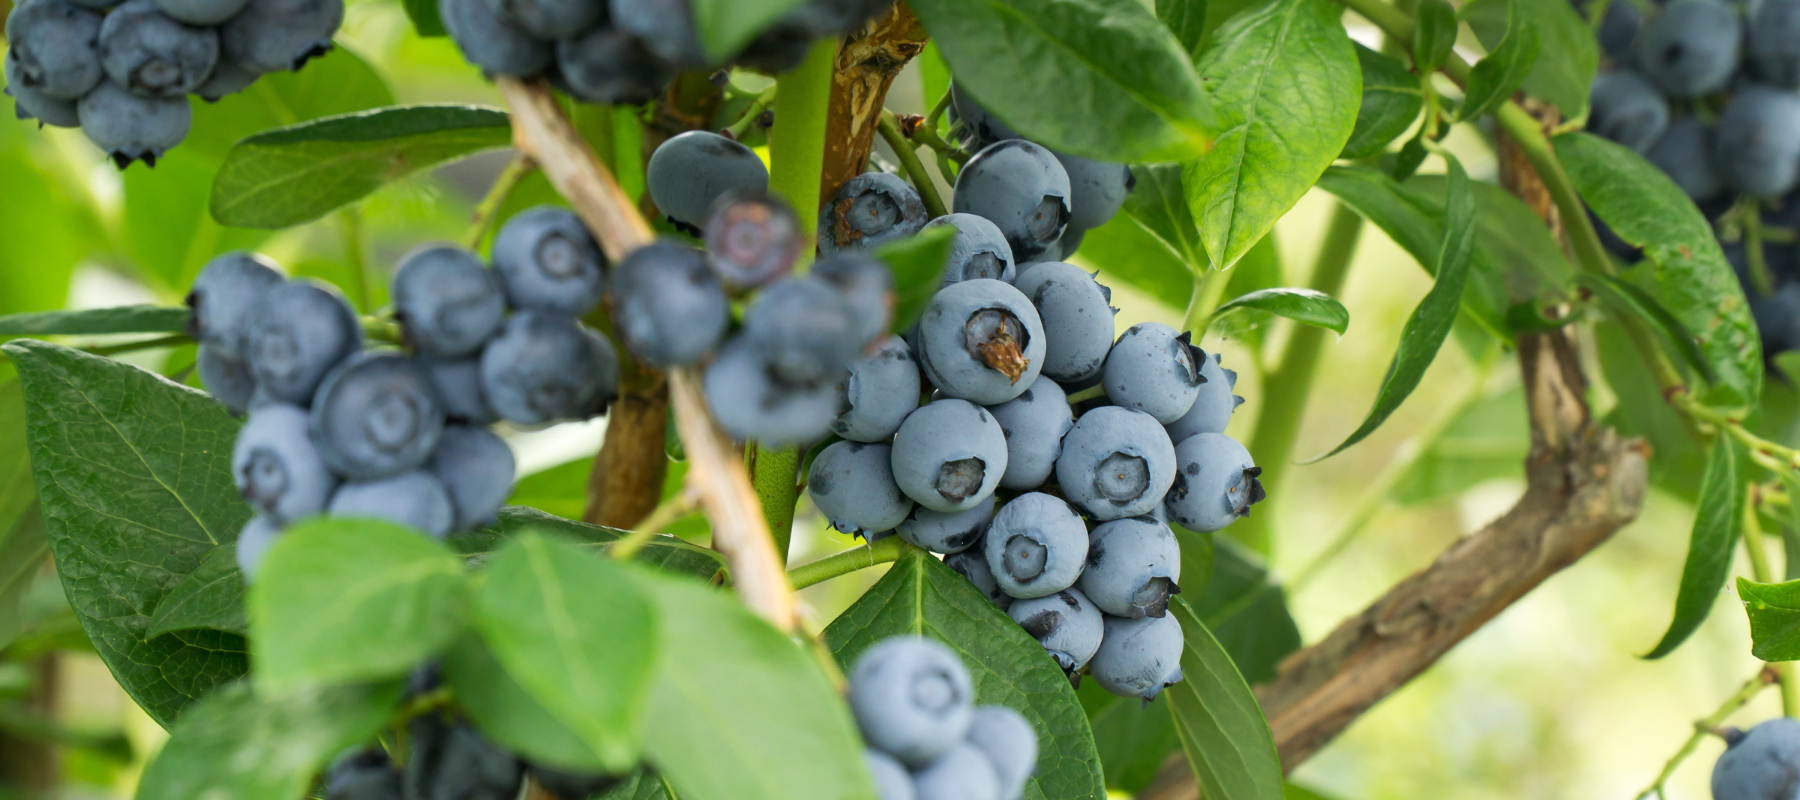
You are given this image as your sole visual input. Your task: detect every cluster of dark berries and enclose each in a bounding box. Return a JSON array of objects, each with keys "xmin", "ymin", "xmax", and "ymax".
[
  {"xmin": 3, "ymin": 0, "xmax": 342, "ymax": 166},
  {"xmin": 191, "ymin": 206, "xmax": 624, "ymax": 576},
  {"xmin": 850, "ymin": 637, "xmax": 1038, "ymax": 800},
  {"xmin": 440, "ymin": 0, "xmax": 890, "ymax": 105},
  {"xmin": 1582, "ymin": 0, "xmax": 1800, "ymax": 352},
  {"xmin": 1711, "ymin": 718, "xmax": 1800, "ymax": 800}
]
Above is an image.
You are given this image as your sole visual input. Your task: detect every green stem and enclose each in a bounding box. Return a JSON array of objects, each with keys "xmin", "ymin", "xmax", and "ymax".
[
  {"xmin": 910, "ymin": 123, "xmax": 969, "ymax": 165},
  {"xmin": 1236, "ymin": 202, "xmax": 1364, "ymax": 556},
  {"xmin": 339, "ymin": 208, "xmax": 370, "ymax": 312},
  {"xmin": 1744, "ymin": 196, "xmax": 1775, "ymax": 297},
  {"xmin": 1181, "ymin": 266, "xmax": 1232, "ymax": 335},
  {"xmin": 748, "ymin": 444, "xmax": 803, "ymax": 563},
  {"xmin": 724, "ymin": 85, "xmax": 779, "ymax": 140},
  {"xmin": 878, "ymin": 111, "xmax": 948, "ymax": 219},
  {"xmin": 84, "ymin": 333, "xmax": 192, "ymax": 357},
  {"xmin": 1637, "ymin": 669, "xmax": 1777, "ymax": 799},
  {"xmin": 787, "ymin": 536, "xmax": 909, "ymax": 590},
  {"xmin": 1746, "ymin": 487, "xmax": 1800, "ymax": 718},
  {"xmin": 1065, "ymin": 384, "xmax": 1107, "ymax": 404},
  {"xmin": 609, "ymin": 491, "xmax": 696, "ymax": 560},
  {"xmin": 767, "ymin": 38, "xmax": 837, "ymax": 265},
  {"xmin": 1491, "ymin": 103, "xmax": 1615, "ymax": 278},
  {"xmin": 926, "ymin": 90, "xmax": 952, "ymax": 131},
  {"xmin": 464, "ymin": 156, "xmax": 535, "ymax": 250}
]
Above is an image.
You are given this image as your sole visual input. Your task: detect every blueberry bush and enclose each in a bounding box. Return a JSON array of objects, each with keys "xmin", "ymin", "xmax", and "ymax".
[{"xmin": 3, "ymin": 0, "xmax": 1800, "ymax": 797}]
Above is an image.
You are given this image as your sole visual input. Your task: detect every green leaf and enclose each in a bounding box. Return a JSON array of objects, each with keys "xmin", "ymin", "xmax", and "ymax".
[
  {"xmin": 135, "ymin": 680, "xmax": 401, "ymax": 800},
  {"xmin": 0, "ymin": 378, "xmax": 48, "ymax": 652},
  {"xmin": 474, "ymin": 533, "xmax": 657, "ymax": 772},
  {"xmin": 824, "ymin": 548, "xmax": 1106, "ymax": 800},
  {"xmin": 1079, "ymin": 684, "xmax": 1181, "ymax": 794},
  {"xmin": 1411, "ymin": 0, "xmax": 1458, "ymax": 74},
  {"xmin": 1342, "ymin": 44, "xmax": 1424, "ymax": 160},
  {"xmin": 1125, "ymin": 163, "xmax": 1206, "ymax": 268},
  {"xmin": 1457, "ymin": 0, "xmax": 1542, "ymax": 121},
  {"xmin": 1781, "ymin": 471, "xmax": 1800, "ymax": 581},
  {"xmin": 1555, "ymin": 132, "xmax": 1761, "ymax": 408},
  {"xmin": 1465, "ymin": 0, "xmax": 1596, "ymax": 118},
  {"xmin": 1580, "ymin": 273, "xmax": 1715, "ymax": 382},
  {"xmin": 443, "ymin": 632, "xmax": 613, "ymax": 772},
  {"xmin": 1209, "ymin": 288, "xmax": 1348, "ymax": 338},
  {"xmin": 0, "ymin": 118, "xmax": 105, "ymax": 316},
  {"xmin": 1408, "ymin": 176, "xmax": 1575, "ymax": 292},
  {"xmin": 876, "ymin": 224, "xmax": 956, "ymax": 332},
  {"xmin": 1158, "ymin": 0, "xmax": 1210, "ymax": 56},
  {"xmin": 632, "ymin": 567, "xmax": 874, "ymax": 800},
  {"xmin": 910, "ymin": 0, "xmax": 1216, "ymax": 162},
  {"xmin": 1191, "ymin": 539, "xmax": 1301, "ymax": 685},
  {"xmin": 1738, "ymin": 576, "xmax": 1800, "ymax": 662},
  {"xmin": 456, "ymin": 506, "xmax": 723, "ymax": 580},
  {"xmin": 404, "ymin": 0, "xmax": 446, "ymax": 36},
  {"xmin": 211, "ymin": 105, "xmax": 513, "ymax": 229},
  {"xmin": 250, "ymin": 518, "xmax": 469, "ymax": 691},
  {"xmin": 1312, "ymin": 157, "xmax": 1477, "ymax": 459},
  {"xmin": 1185, "ymin": 0, "xmax": 1361, "ymax": 269},
  {"xmin": 2, "ymin": 339, "xmax": 248, "ymax": 725},
  {"xmin": 691, "ymin": 0, "xmax": 809, "ymax": 62},
  {"xmin": 1646, "ymin": 433, "xmax": 1745, "ymax": 659},
  {"xmin": 1167, "ymin": 598, "xmax": 1284, "ymax": 800},
  {"xmin": 0, "ymin": 306, "xmax": 189, "ymax": 337},
  {"xmin": 149, "ymin": 546, "xmax": 246, "ymax": 638},
  {"xmin": 507, "ymin": 459, "xmax": 594, "ymax": 521},
  {"xmin": 1075, "ymin": 214, "xmax": 1195, "ymax": 306},
  {"xmin": 1388, "ymin": 386, "xmax": 1530, "ymax": 504}
]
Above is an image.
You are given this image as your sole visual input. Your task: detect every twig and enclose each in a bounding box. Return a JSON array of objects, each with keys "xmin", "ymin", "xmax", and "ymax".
[
  {"xmin": 1742, "ymin": 196, "xmax": 1775, "ymax": 297},
  {"xmin": 723, "ymin": 84, "xmax": 778, "ymax": 140},
  {"xmin": 464, "ymin": 154, "xmax": 535, "ymax": 250},
  {"xmin": 787, "ymin": 536, "xmax": 909, "ymax": 590},
  {"xmin": 819, "ymin": 3, "xmax": 929, "ymax": 202},
  {"xmin": 494, "ymin": 76, "xmax": 797, "ymax": 632},
  {"xmin": 1635, "ymin": 667, "xmax": 1778, "ymax": 800},
  {"xmin": 609, "ymin": 490, "xmax": 698, "ymax": 560},
  {"xmin": 877, "ymin": 111, "xmax": 947, "ymax": 218}
]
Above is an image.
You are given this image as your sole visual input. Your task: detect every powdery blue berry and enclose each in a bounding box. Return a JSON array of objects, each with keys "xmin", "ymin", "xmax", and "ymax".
[
  {"xmin": 983, "ymin": 492, "xmax": 1087, "ymax": 600},
  {"xmin": 98, "ymin": 0, "xmax": 219, "ymax": 97},
  {"xmin": 947, "ymin": 83, "xmax": 1018, "ymax": 149},
  {"xmin": 428, "ymin": 425, "xmax": 514, "ymax": 532},
  {"xmin": 324, "ymin": 748, "xmax": 401, "ymax": 800},
  {"xmin": 403, "ymin": 717, "xmax": 523, "ymax": 800},
  {"xmin": 5, "ymin": 0, "xmax": 105, "ymax": 99},
  {"xmin": 236, "ymin": 514, "xmax": 280, "ymax": 582},
  {"xmin": 1635, "ymin": 0, "xmax": 1740, "ymax": 97},
  {"xmin": 646, "ymin": 131, "xmax": 769, "ymax": 232},
  {"xmin": 1090, "ymin": 614, "xmax": 1185, "ymax": 701},
  {"xmin": 479, "ymin": 311, "xmax": 620, "ymax": 425},
  {"xmin": 912, "ymin": 744, "xmax": 1001, "ymax": 800},
  {"xmin": 946, "ymin": 546, "xmax": 1012, "ymax": 609},
  {"xmin": 77, "ymin": 79, "xmax": 191, "ymax": 168},
  {"xmin": 1712, "ymin": 718, "xmax": 1800, "ymax": 800},
  {"xmin": 188, "ymin": 251, "xmax": 284, "ymax": 360},
  {"xmin": 5, "ymin": 50, "xmax": 80, "ymax": 127},
  {"xmin": 491, "ymin": 206, "xmax": 606, "ymax": 316},
  {"xmin": 922, "ymin": 213, "xmax": 1015, "ymax": 288},
  {"xmin": 953, "ymin": 139, "xmax": 1072, "ymax": 262},
  {"xmin": 418, "ymin": 356, "xmax": 497, "ymax": 426},
  {"xmin": 1056, "ymin": 153, "xmax": 1132, "ymax": 233},
  {"xmin": 1012, "ymin": 261, "xmax": 1116, "ymax": 384},
  {"xmin": 896, "ymin": 495, "xmax": 992, "ymax": 555},
  {"xmin": 1055, "ymin": 406, "xmax": 1176, "ymax": 521},
  {"xmin": 393, "ymin": 245, "xmax": 507, "ymax": 359},
  {"xmin": 891, "ymin": 399, "xmax": 1009, "ymax": 513},
  {"xmin": 153, "ymin": 0, "xmax": 249, "ymax": 25},
  {"xmin": 811, "ymin": 251, "xmax": 895, "ymax": 348},
  {"xmin": 218, "ymin": 0, "xmax": 342, "ymax": 74},
  {"xmin": 704, "ymin": 189, "xmax": 804, "ymax": 289},
  {"xmin": 864, "ymin": 750, "xmax": 916, "ymax": 800},
  {"xmin": 245, "ymin": 278, "xmax": 362, "ymax": 404},
  {"xmin": 441, "ymin": 0, "xmax": 553, "ymax": 77},
  {"xmin": 311, "ymin": 352, "xmax": 445, "ymax": 480},
  {"xmin": 609, "ymin": 0, "xmax": 704, "ymax": 67},
  {"xmin": 1751, "ymin": 0, "xmax": 1800, "ymax": 88},
  {"xmin": 915, "ymin": 278, "xmax": 1046, "ymax": 406},
  {"xmin": 1008, "ymin": 588, "xmax": 1103, "ymax": 673},
  {"xmin": 847, "ymin": 637, "xmax": 975, "ymax": 768},
  {"xmin": 744, "ymin": 275, "xmax": 864, "ymax": 386},
  {"xmin": 833, "ymin": 335, "xmax": 921, "ymax": 443},
  {"xmin": 1716, "ymin": 86, "xmax": 1800, "ymax": 198},
  {"xmin": 482, "ymin": 0, "xmax": 602, "ymax": 39},
  {"xmin": 556, "ymin": 26, "xmax": 670, "ymax": 105},
  {"xmin": 1079, "ymin": 516, "xmax": 1181, "ymax": 619},
  {"xmin": 1646, "ymin": 117, "xmax": 1725, "ymax": 203},
  {"xmin": 1164, "ymin": 351, "xmax": 1241, "ymax": 442},
  {"xmin": 1589, "ymin": 71, "xmax": 1669, "ymax": 154},
  {"xmin": 234, "ymin": 403, "xmax": 337, "ymax": 523},
  {"xmin": 194, "ymin": 58, "xmax": 257, "ymax": 101},
  {"xmin": 818, "ymin": 171, "xmax": 929, "ymax": 256},
  {"xmin": 1165, "ymin": 432, "xmax": 1265, "ymax": 533},
  {"xmin": 966, "ymin": 706, "xmax": 1037, "ymax": 800},
  {"xmin": 808, "ymin": 441, "xmax": 914, "ymax": 538},
  {"xmin": 1102, "ymin": 322, "xmax": 1203, "ymax": 424},
  {"xmin": 330, "ymin": 470, "xmax": 455, "ymax": 538},
  {"xmin": 609, "ymin": 240, "xmax": 729, "ymax": 368},
  {"xmin": 704, "ymin": 338, "xmax": 838, "ymax": 446},
  {"xmin": 198, "ymin": 345, "xmax": 255, "ymax": 415},
  {"xmin": 987, "ymin": 375, "xmax": 1073, "ymax": 491}
]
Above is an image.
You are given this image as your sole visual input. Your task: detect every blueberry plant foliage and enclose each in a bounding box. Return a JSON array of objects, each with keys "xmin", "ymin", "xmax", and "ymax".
[{"xmin": 5, "ymin": 0, "xmax": 1800, "ymax": 797}]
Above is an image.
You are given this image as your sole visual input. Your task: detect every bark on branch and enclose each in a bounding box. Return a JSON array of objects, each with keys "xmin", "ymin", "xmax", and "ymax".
[{"xmin": 819, "ymin": 2, "xmax": 929, "ymax": 201}]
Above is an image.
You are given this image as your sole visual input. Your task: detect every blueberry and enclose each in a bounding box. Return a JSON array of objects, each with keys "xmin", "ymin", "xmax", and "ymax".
[
  {"xmin": 1165, "ymin": 432, "xmax": 1265, "ymax": 532},
  {"xmin": 5, "ymin": 0, "xmax": 105, "ymax": 99},
  {"xmin": 705, "ymin": 189, "xmax": 803, "ymax": 289},
  {"xmin": 1750, "ymin": 0, "xmax": 1800, "ymax": 88},
  {"xmin": 193, "ymin": 58, "xmax": 258, "ymax": 101},
  {"xmin": 608, "ymin": 0, "xmax": 704, "ymax": 67},
  {"xmin": 555, "ymin": 26, "xmax": 671, "ymax": 105},
  {"xmin": 610, "ymin": 240, "xmax": 730, "ymax": 367},
  {"xmin": 947, "ymin": 83, "xmax": 1018, "ymax": 149},
  {"xmin": 98, "ymin": 0, "xmax": 218, "ymax": 94},
  {"xmin": 1711, "ymin": 718, "xmax": 1800, "ymax": 800},
  {"xmin": 235, "ymin": 514, "xmax": 280, "ymax": 582},
  {"xmin": 986, "ymin": 376, "xmax": 1073, "ymax": 491},
  {"xmin": 916, "ymin": 278, "xmax": 1047, "ymax": 405},
  {"xmin": 1012, "ymin": 261, "xmax": 1116, "ymax": 384},
  {"xmin": 152, "ymin": 0, "xmax": 248, "ymax": 25},
  {"xmin": 219, "ymin": 0, "xmax": 341, "ymax": 74},
  {"xmin": 733, "ymin": 22, "xmax": 816, "ymax": 72},
  {"xmin": 1716, "ymin": 86, "xmax": 1800, "ymax": 198},
  {"xmin": 329, "ymin": 470, "xmax": 455, "ymax": 538},
  {"xmin": 404, "ymin": 717, "xmax": 523, "ymax": 800},
  {"xmin": 1103, "ymin": 323, "xmax": 1203, "ymax": 424},
  {"xmin": 234, "ymin": 403, "xmax": 337, "ymax": 523},
  {"xmin": 5, "ymin": 49, "xmax": 80, "ymax": 127},
  {"xmin": 912, "ymin": 743, "xmax": 1001, "ymax": 800},
  {"xmin": 946, "ymin": 546, "xmax": 1013, "ymax": 609},
  {"xmin": 847, "ymin": 636, "xmax": 975, "ymax": 767},
  {"xmin": 1589, "ymin": 71, "xmax": 1670, "ymax": 153},
  {"xmin": 833, "ymin": 335, "xmax": 921, "ymax": 442},
  {"xmin": 982, "ymin": 492, "xmax": 1087, "ymax": 599},
  {"xmin": 744, "ymin": 276, "xmax": 865, "ymax": 386},
  {"xmin": 482, "ymin": 0, "xmax": 602, "ymax": 39},
  {"xmin": 197, "ymin": 345, "xmax": 256, "ymax": 414},
  {"xmin": 1055, "ymin": 154, "xmax": 1133, "ymax": 233},
  {"xmin": 891, "ymin": 399, "xmax": 1009, "ymax": 513},
  {"xmin": 1597, "ymin": 0, "xmax": 1641, "ymax": 61},
  {"xmin": 325, "ymin": 748, "xmax": 401, "ymax": 800},
  {"xmin": 244, "ymin": 278, "xmax": 361, "ymax": 403},
  {"xmin": 704, "ymin": 337, "xmax": 838, "ymax": 445},
  {"xmin": 953, "ymin": 140, "xmax": 1072, "ymax": 262},
  {"xmin": 1007, "ymin": 587, "xmax": 1103, "ymax": 673},
  {"xmin": 864, "ymin": 750, "xmax": 916, "ymax": 800},
  {"xmin": 1055, "ymin": 406, "xmax": 1176, "ymax": 521},
  {"xmin": 1646, "ymin": 117, "xmax": 1725, "ymax": 202},
  {"xmin": 896, "ymin": 495, "xmax": 992, "ymax": 554},
  {"xmin": 1753, "ymin": 285, "xmax": 1800, "ymax": 353},
  {"xmin": 77, "ymin": 78, "xmax": 191, "ymax": 168},
  {"xmin": 417, "ymin": 356, "xmax": 497, "ymax": 426},
  {"xmin": 811, "ymin": 251, "xmax": 896, "ymax": 347},
  {"xmin": 819, "ymin": 171, "xmax": 929, "ymax": 255},
  {"xmin": 524, "ymin": 765, "xmax": 620, "ymax": 800},
  {"xmin": 188, "ymin": 252, "xmax": 284, "ymax": 359},
  {"xmin": 921, "ymin": 213, "xmax": 1016, "ymax": 288},
  {"xmin": 311, "ymin": 352, "xmax": 445, "ymax": 480},
  {"xmin": 427, "ymin": 425, "xmax": 514, "ymax": 532},
  {"xmin": 1635, "ymin": 0, "xmax": 1740, "ymax": 97},
  {"xmin": 1049, "ymin": 226, "xmax": 1084, "ymax": 261},
  {"xmin": 393, "ymin": 245, "xmax": 507, "ymax": 359},
  {"xmin": 966, "ymin": 706, "xmax": 1036, "ymax": 800},
  {"xmin": 1078, "ymin": 516, "xmax": 1181, "ymax": 619},
  {"xmin": 441, "ymin": 0, "xmax": 554, "ymax": 78},
  {"xmin": 491, "ymin": 206, "xmax": 606, "ymax": 316},
  {"xmin": 807, "ymin": 440, "xmax": 914, "ymax": 537},
  {"xmin": 1164, "ymin": 351, "xmax": 1241, "ymax": 442},
  {"xmin": 480, "ymin": 311, "xmax": 620, "ymax": 425},
  {"xmin": 1089, "ymin": 613, "xmax": 1185, "ymax": 701},
  {"xmin": 646, "ymin": 131, "xmax": 769, "ymax": 232}
]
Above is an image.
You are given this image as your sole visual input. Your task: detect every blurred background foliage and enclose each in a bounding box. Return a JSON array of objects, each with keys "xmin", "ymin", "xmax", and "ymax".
[{"xmin": 0, "ymin": 2, "xmax": 1784, "ymax": 799}]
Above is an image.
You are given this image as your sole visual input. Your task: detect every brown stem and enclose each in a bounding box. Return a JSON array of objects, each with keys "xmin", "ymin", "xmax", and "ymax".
[
  {"xmin": 495, "ymin": 77, "xmax": 796, "ymax": 631},
  {"xmin": 0, "ymin": 652, "xmax": 59, "ymax": 792},
  {"xmin": 584, "ymin": 374, "xmax": 669, "ymax": 529},
  {"xmin": 819, "ymin": 2, "xmax": 929, "ymax": 204}
]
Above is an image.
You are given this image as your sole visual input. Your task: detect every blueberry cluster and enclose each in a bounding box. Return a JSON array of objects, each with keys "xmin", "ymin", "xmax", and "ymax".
[
  {"xmin": 191, "ymin": 207, "xmax": 623, "ymax": 577},
  {"xmin": 320, "ymin": 704, "xmax": 622, "ymax": 800},
  {"xmin": 1583, "ymin": 0, "xmax": 1800, "ymax": 352},
  {"xmin": 1711, "ymin": 718, "xmax": 1800, "ymax": 800},
  {"xmin": 849, "ymin": 637, "xmax": 1039, "ymax": 800},
  {"xmin": 3, "ymin": 0, "xmax": 342, "ymax": 166},
  {"xmin": 440, "ymin": 0, "xmax": 890, "ymax": 104}
]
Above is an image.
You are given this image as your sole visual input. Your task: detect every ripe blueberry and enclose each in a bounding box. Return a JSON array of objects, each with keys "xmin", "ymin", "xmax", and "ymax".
[
  {"xmin": 1164, "ymin": 351, "xmax": 1241, "ymax": 442},
  {"xmin": 188, "ymin": 251, "xmax": 284, "ymax": 360},
  {"xmin": 646, "ymin": 131, "xmax": 769, "ymax": 232},
  {"xmin": 953, "ymin": 139, "xmax": 1072, "ymax": 262},
  {"xmin": 556, "ymin": 26, "xmax": 670, "ymax": 105},
  {"xmin": 808, "ymin": 440, "xmax": 915, "ymax": 538},
  {"xmin": 609, "ymin": 240, "xmax": 730, "ymax": 368},
  {"xmin": 1589, "ymin": 71, "xmax": 1670, "ymax": 154},
  {"xmin": 1164, "ymin": 432, "xmax": 1265, "ymax": 532},
  {"xmin": 703, "ymin": 338, "xmax": 838, "ymax": 446},
  {"xmin": 440, "ymin": 0, "xmax": 553, "ymax": 78},
  {"xmin": 912, "ymin": 744, "xmax": 1001, "ymax": 800},
  {"xmin": 1055, "ymin": 406, "xmax": 1177, "ymax": 521},
  {"xmin": 987, "ymin": 375, "xmax": 1073, "ymax": 491},
  {"xmin": 833, "ymin": 335, "xmax": 921, "ymax": 443},
  {"xmin": 311, "ymin": 352, "xmax": 445, "ymax": 480},
  {"xmin": 329, "ymin": 470, "xmax": 455, "ymax": 538},
  {"xmin": 99, "ymin": 0, "xmax": 219, "ymax": 97},
  {"xmin": 921, "ymin": 213, "xmax": 1016, "ymax": 288},
  {"xmin": 1635, "ymin": 0, "xmax": 1740, "ymax": 97},
  {"xmin": 324, "ymin": 748, "xmax": 401, "ymax": 800},
  {"xmin": 1711, "ymin": 718, "xmax": 1800, "ymax": 800},
  {"xmin": 743, "ymin": 275, "xmax": 865, "ymax": 386},
  {"xmin": 982, "ymin": 492, "xmax": 1087, "ymax": 599},
  {"xmin": 5, "ymin": 49, "xmax": 80, "ymax": 127},
  {"xmin": 479, "ymin": 311, "xmax": 620, "ymax": 425},
  {"xmin": 915, "ymin": 278, "xmax": 1046, "ymax": 405},
  {"xmin": 77, "ymin": 79, "xmax": 192, "ymax": 167},
  {"xmin": 847, "ymin": 636, "xmax": 975, "ymax": 767},
  {"xmin": 864, "ymin": 749, "xmax": 916, "ymax": 800},
  {"xmin": 218, "ymin": 0, "xmax": 342, "ymax": 73},
  {"xmin": 491, "ymin": 206, "xmax": 606, "ymax": 316},
  {"xmin": 427, "ymin": 425, "xmax": 514, "ymax": 532},
  {"xmin": 403, "ymin": 717, "xmax": 523, "ymax": 800},
  {"xmin": 818, "ymin": 171, "xmax": 929, "ymax": 256},
  {"xmin": 245, "ymin": 278, "xmax": 362, "ymax": 404},
  {"xmin": 1088, "ymin": 613, "xmax": 1185, "ymax": 702},
  {"xmin": 891, "ymin": 399, "xmax": 1009, "ymax": 513},
  {"xmin": 5, "ymin": 0, "xmax": 105, "ymax": 99},
  {"xmin": 1008, "ymin": 588, "xmax": 1103, "ymax": 673},
  {"xmin": 946, "ymin": 546, "xmax": 1013, "ymax": 609},
  {"xmin": 896, "ymin": 495, "xmax": 993, "ymax": 555},
  {"xmin": 704, "ymin": 189, "xmax": 804, "ymax": 290},
  {"xmin": 966, "ymin": 706, "xmax": 1037, "ymax": 800},
  {"xmin": 1102, "ymin": 323, "xmax": 1204, "ymax": 424},
  {"xmin": 811, "ymin": 251, "xmax": 896, "ymax": 348},
  {"xmin": 393, "ymin": 245, "xmax": 507, "ymax": 359},
  {"xmin": 1012, "ymin": 261, "xmax": 1116, "ymax": 384},
  {"xmin": 235, "ymin": 514, "xmax": 280, "ymax": 582},
  {"xmin": 417, "ymin": 356, "xmax": 498, "ymax": 426},
  {"xmin": 1716, "ymin": 86, "xmax": 1800, "ymax": 198},
  {"xmin": 481, "ymin": 0, "xmax": 603, "ymax": 39},
  {"xmin": 233, "ymin": 403, "xmax": 338, "ymax": 523},
  {"xmin": 1079, "ymin": 516, "xmax": 1181, "ymax": 619},
  {"xmin": 198, "ymin": 345, "xmax": 256, "ymax": 415}
]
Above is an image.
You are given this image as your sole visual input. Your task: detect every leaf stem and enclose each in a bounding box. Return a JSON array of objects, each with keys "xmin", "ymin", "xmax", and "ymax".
[
  {"xmin": 748, "ymin": 443, "xmax": 803, "ymax": 563},
  {"xmin": 464, "ymin": 155, "xmax": 536, "ymax": 250},
  {"xmin": 786, "ymin": 536, "xmax": 910, "ymax": 591},
  {"xmin": 1745, "ymin": 486, "xmax": 1800, "ymax": 718},
  {"xmin": 723, "ymin": 84, "xmax": 779, "ymax": 141},
  {"xmin": 1065, "ymin": 384, "xmax": 1107, "ymax": 404},
  {"xmin": 1742, "ymin": 196, "xmax": 1776, "ymax": 297},
  {"xmin": 608, "ymin": 490, "xmax": 697, "ymax": 560},
  {"xmin": 1636, "ymin": 667, "xmax": 1779, "ymax": 799},
  {"xmin": 908, "ymin": 121, "xmax": 970, "ymax": 165},
  {"xmin": 878, "ymin": 111, "xmax": 948, "ymax": 219},
  {"xmin": 339, "ymin": 208, "xmax": 370, "ymax": 312},
  {"xmin": 1181, "ymin": 265, "xmax": 1232, "ymax": 335}
]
